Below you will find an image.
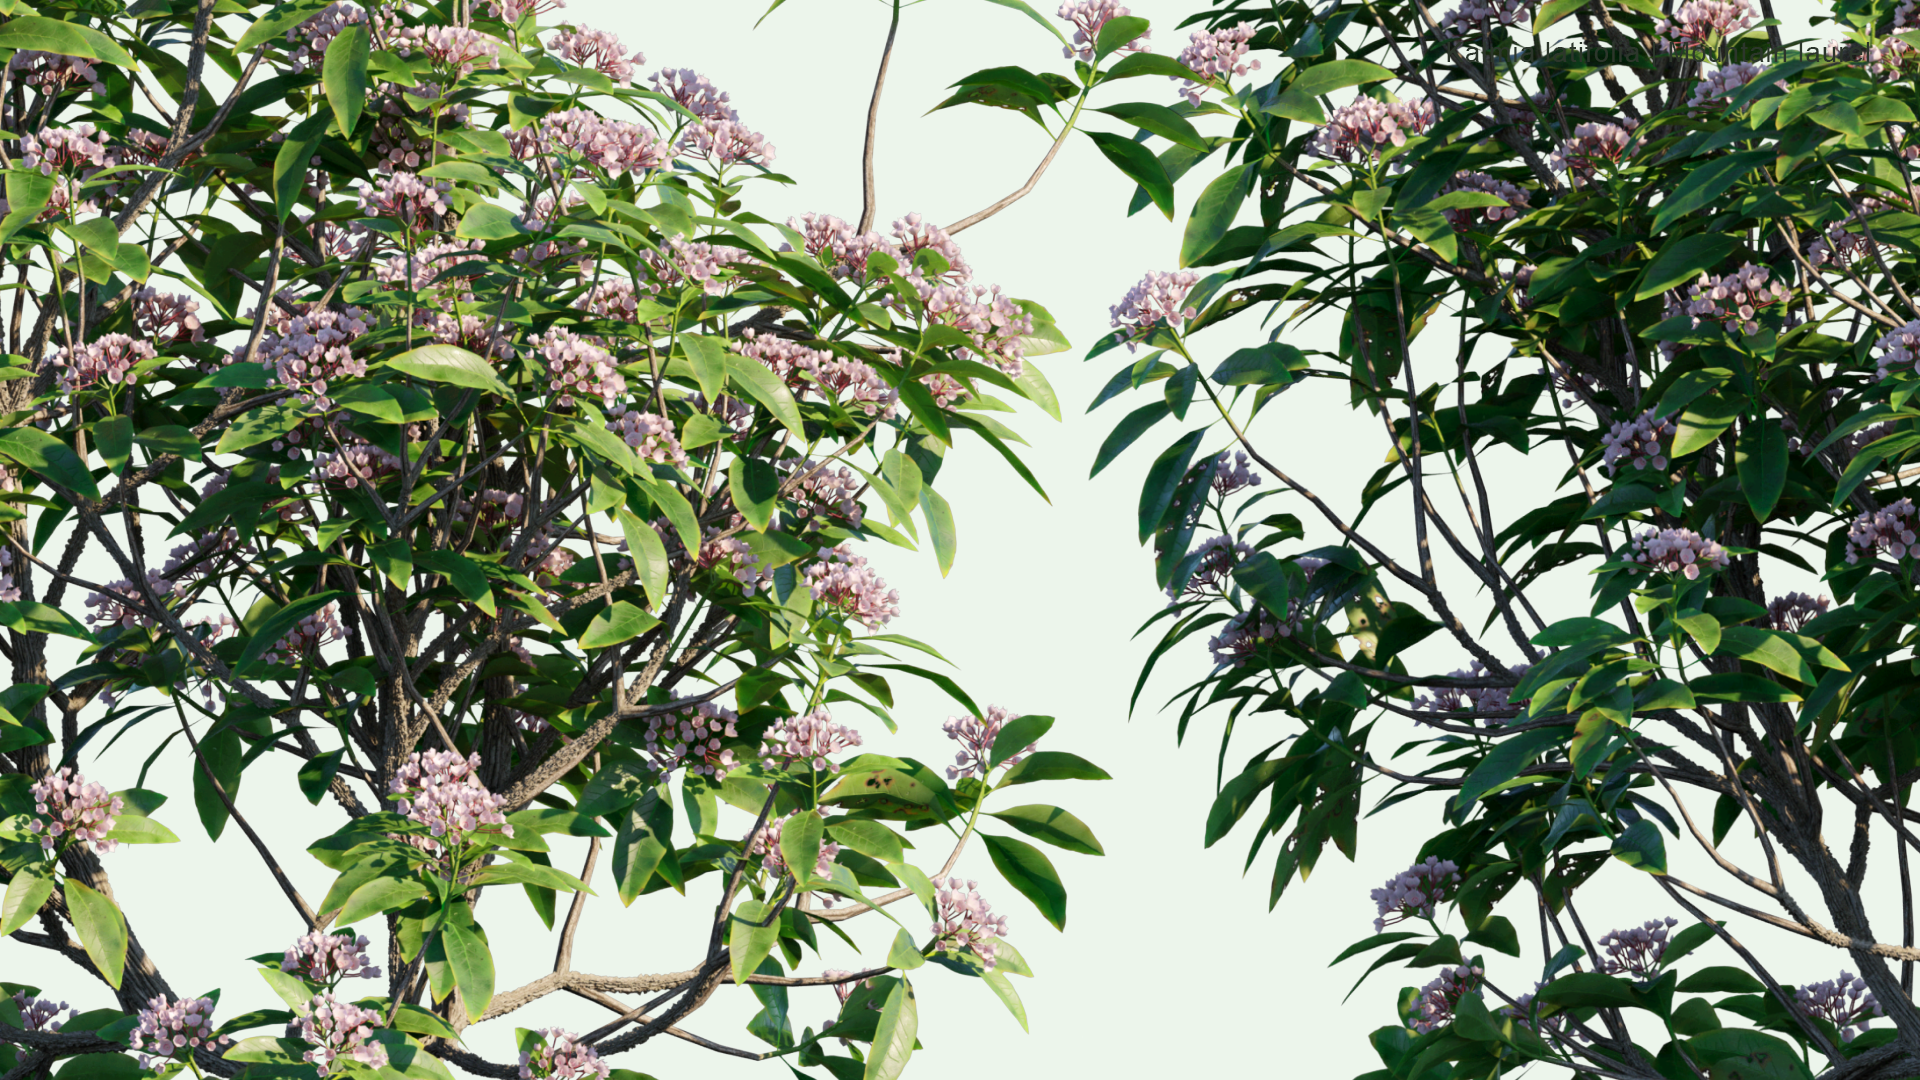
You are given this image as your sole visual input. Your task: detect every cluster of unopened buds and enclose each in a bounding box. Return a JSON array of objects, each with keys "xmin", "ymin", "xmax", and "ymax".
[
  {"xmin": 12, "ymin": 992, "xmax": 77, "ymax": 1032},
  {"xmin": 253, "ymin": 305, "xmax": 371, "ymax": 412},
  {"xmin": 355, "ymin": 171, "xmax": 451, "ymax": 230},
  {"xmin": 29, "ymin": 768, "xmax": 123, "ymax": 854},
  {"xmin": 297, "ymin": 994, "xmax": 389, "ymax": 1076},
  {"xmin": 1173, "ymin": 25, "xmax": 1259, "ymax": 105},
  {"xmin": 932, "ymin": 876, "xmax": 1010, "ymax": 967},
  {"xmin": 1600, "ymin": 408, "xmax": 1676, "ymax": 473},
  {"xmin": 1768, "ymin": 592, "xmax": 1830, "ymax": 632},
  {"xmin": 1848, "ymin": 498, "xmax": 1919, "ymax": 563},
  {"xmin": 82, "ymin": 573, "xmax": 175, "ymax": 631},
  {"xmin": 282, "ymin": 931, "xmax": 382, "ymax": 985},
  {"xmin": 606, "ymin": 409, "xmax": 689, "ymax": 467},
  {"xmin": 262, "ymin": 602, "xmax": 344, "ymax": 667},
  {"xmin": 132, "ymin": 288, "xmax": 204, "ymax": 345},
  {"xmin": 1311, "ymin": 96, "xmax": 1435, "ymax": 162},
  {"xmin": 806, "ymin": 546, "xmax": 901, "ymax": 630},
  {"xmin": 1875, "ymin": 319, "xmax": 1920, "ymax": 380},
  {"xmin": 1688, "ymin": 62, "xmax": 1772, "ymax": 109},
  {"xmin": 1438, "ymin": 0, "xmax": 1526, "ymax": 34},
  {"xmin": 764, "ymin": 708, "xmax": 864, "ymax": 772},
  {"xmin": 1372, "ymin": 856, "xmax": 1461, "ymax": 932},
  {"xmin": 1167, "ymin": 535, "xmax": 1253, "ymax": 604},
  {"xmin": 1110, "ymin": 270, "xmax": 1200, "ymax": 350},
  {"xmin": 130, "ymin": 995, "xmax": 228, "ymax": 1067},
  {"xmin": 20, "ymin": 123, "xmax": 112, "ymax": 176},
  {"xmin": 1813, "ymin": 197, "xmax": 1896, "ymax": 267},
  {"xmin": 645, "ymin": 237, "xmax": 747, "ymax": 297},
  {"xmin": 1869, "ymin": 35, "xmax": 1920, "ymax": 78},
  {"xmin": 788, "ymin": 460, "xmax": 865, "ymax": 528},
  {"xmin": 1598, "ymin": 917, "xmax": 1679, "ymax": 979},
  {"xmin": 511, "ymin": 107, "xmax": 668, "ymax": 179},
  {"xmin": 803, "ymin": 353, "xmax": 900, "ymax": 418},
  {"xmin": 1655, "ymin": 0, "xmax": 1755, "ymax": 48},
  {"xmin": 941, "ymin": 705, "xmax": 1035, "ymax": 780},
  {"xmin": 1213, "ymin": 450, "xmax": 1263, "ymax": 496},
  {"xmin": 314, "ymin": 439, "xmax": 403, "ymax": 489},
  {"xmin": 1552, "ymin": 122, "xmax": 1636, "ymax": 180},
  {"xmin": 518, "ymin": 1028, "xmax": 611, "ymax": 1080},
  {"xmin": 1413, "ymin": 660, "xmax": 1528, "ymax": 720},
  {"xmin": 1627, "ymin": 527, "xmax": 1730, "ymax": 579},
  {"xmin": 749, "ymin": 814, "xmax": 843, "ymax": 882},
  {"xmin": 548, "ymin": 24, "xmax": 642, "ymax": 86},
  {"xmin": 9, "ymin": 51, "xmax": 102, "ymax": 95},
  {"xmin": 679, "ymin": 115, "xmax": 776, "ymax": 166},
  {"xmin": 1796, "ymin": 971, "xmax": 1885, "ymax": 1043},
  {"xmin": 53, "ymin": 334, "xmax": 157, "ymax": 393},
  {"xmin": 912, "ymin": 278, "xmax": 1032, "ymax": 375},
  {"xmin": 388, "ymin": 750, "xmax": 515, "ymax": 858},
  {"xmin": 1412, "ymin": 966, "xmax": 1485, "ymax": 1034},
  {"xmin": 537, "ymin": 328, "xmax": 625, "ymax": 408},
  {"xmin": 1058, "ymin": 0, "xmax": 1150, "ymax": 61},
  {"xmin": 698, "ymin": 517, "xmax": 771, "ymax": 596},
  {"xmin": 640, "ymin": 702, "xmax": 741, "ymax": 778},
  {"xmin": 652, "ymin": 68, "xmax": 732, "ymax": 120},
  {"xmin": 1208, "ymin": 608, "xmax": 1288, "ymax": 666},
  {"xmin": 1686, "ymin": 263, "xmax": 1789, "ymax": 335},
  {"xmin": 1438, "ymin": 171, "xmax": 1530, "ymax": 229}
]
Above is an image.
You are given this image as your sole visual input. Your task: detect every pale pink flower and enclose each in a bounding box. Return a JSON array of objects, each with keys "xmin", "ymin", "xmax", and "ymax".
[
  {"xmin": 518, "ymin": 1029, "xmax": 609, "ymax": 1080},
  {"xmin": 297, "ymin": 994, "xmax": 387, "ymax": 1076},
  {"xmin": 282, "ymin": 931, "xmax": 381, "ymax": 985},
  {"xmin": 549, "ymin": 25, "xmax": 641, "ymax": 85},
  {"xmin": 1628, "ymin": 527, "xmax": 1731, "ymax": 578},
  {"xmin": 387, "ymin": 750, "xmax": 515, "ymax": 859},
  {"xmin": 806, "ymin": 546, "xmax": 900, "ymax": 630},
  {"xmin": 131, "ymin": 288, "xmax": 204, "ymax": 346},
  {"xmin": 606, "ymin": 409, "xmax": 688, "ymax": 467},
  {"xmin": 1848, "ymin": 499, "xmax": 1920, "ymax": 563},
  {"xmin": 1655, "ymin": 0, "xmax": 1755, "ymax": 48},
  {"xmin": 1058, "ymin": 1, "xmax": 1149, "ymax": 61},
  {"xmin": 941, "ymin": 705, "xmax": 1033, "ymax": 780},
  {"xmin": 11, "ymin": 992, "xmax": 76, "ymax": 1033},
  {"xmin": 1173, "ymin": 25, "xmax": 1260, "ymax": 105},
  {"xmin": 1110, "ymin": 270, "xmax": 1200, "ymax": 350},
  {"xmin": 1413, "ymin": 965, "xmax": 1484, "ymax": 1033},
  {"xmin": 640, "ymin": 701, "xmax": 741, "ymax": 777},
  {"xmin": 1598, "ymin": 917, "xmax": 1679, "ymax": 978},
  {"xmin": 536, "ymin": 327, "xmax": 625, "ymax": 408},
  {"xmin": 130, "ymin": 995, "xmax": 228, "ymax": 1068},
  {"xmin": 1796, "ymin": 972, "xmax": 1885, "ymax": 1044},
  {"xmin": 1372, "ymin": 855, "xmax": 1460, "ymax": 932},
  {"xmin": 29, "ymin": 768, "xmax": 123, "ymax": 854},
  {"xmin": 749, "ymin": 812, "xmax": 843, "ymax": 880},
  {"xmin": 1686, "ymin": 262, "xmax": 1789, "ymax": 335},
  {"xmin": 1601, "ymin": 408, "xmax": 1675, "ymax": 473},
  {"xmin": 262, "ymin": 602, "xmax": 343, "ymax": 666},
  {"xmin": 931, "ymin": 876, "xmax": 1009, "ymax": 967},
  {"xmin": 1767, "ymin": 592, "xmax": 1830, "ymax": 632},
  {"xmin": 1552, "ymin": 121, "xmax": 1637, "ymax": 179},
  {"xmin": 53, "ymin": 334, "xmax": 156, "ymax": 392},
  {"xmin": 1311, "ymin": 97, "xmax": 1435, "ymax": 162},
  {"xmin": 1438, "ymin": 171, "xmax": 1529, "ymax": 229},
  {"xmin": 764, "ymin": 708, "xmax": 864, "ymax": 772}
]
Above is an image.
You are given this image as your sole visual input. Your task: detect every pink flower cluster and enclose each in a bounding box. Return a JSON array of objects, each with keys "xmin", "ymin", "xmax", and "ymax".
[
  {"xmin": 1552, "ymin": 122, "xmax": 1636, "ymax": 179},
  {"xmin": 314, "ymin": 440, "xmax": 403, "ymax": 489},
  {"xmin": 11, "ymin": 992, "xmax": 76, "ymax": 1032},
  {"xmin": 53, "ymin": 334, "xmax": 156, "ymax": 393},
  {"xmin": 1438, "ymin": 0, "xmax": 1526, "ymax": 35},
  {"xmin": 356, "ymin": 171, "xmax": 451, "ymax": 230},
  {"xmin": 764, "ymin": 708, "xmax": 864, "ymax": 772},
  {"xmin": 537, "ymin": 328, "xmax": 626, "ymax": 408},
  {"xmin": 1847, "ymin": 498, "xmax": 1919, "ymax": 563},
  {"xmin": 1209, "ymin": 608, "xmax": 1289, "ymax": 666},
  {"xmin": 282, "ymin": 3, "xmax": 366, "ymax": 72},
  {"xmin": 749, "ymin": 813, "xmax": 843, "ymax": 879},
  {"xmin": 1412, "ymin": 965, "xmax": 1484, "ymax": 1033},
  {"xmin": 1310, "ymin": 97, "xmax": 1436, "ymax": 162},
  {"xmin": 1689, "ymin": 62, "xmax": 1771, "ymax": 108},
  {"xmin": 388, "ymin": 750, "xmax": 515, "ymax": 858},
  {"xmin": 1372, "ymin": 855, "xmax": 1460, "ymax": 932},
  {"xmin": 1413, "ymin": 660, "xmax": 1529, "ymax": 719},
  {"xmin": 20, "ymin": 123, "xmax": 112, "ymax": 176},
  {"xmin": 297, "ymin": 994, "xmax": 388, "ymax": 1076},
  {"xmin": 254, "ymin": 304, "xmax": 371, "ymax": 412},
  {"xmin": 1868, "ymin": 36, "xmax": 1920, "ymax": 79},
  {"xmin": 376, "ymin": 239, "xmax": 485, "ymax": 294},
  {"xmin": 1598, "ymin": 917, "xmax": 1678, "ymax": 978},
  {"xmin": 932, "ymin": 876, "xmax": 1009, "ymax": 968},
  {"xmin": 1058, "ymin": 1, "xmax": 1150, "ymax": 61},
  {"xmin": 1438, "ymin": 171, "xmax": 1529, "ymax": 229},
  {"xmin": 805, "ymin": 354, "xmax": 900, "ymax": 418},
  {"xmin": 640, "ymin": 701, "xmax": 742, "ymax": 778},
  {"xmin": 83, "ymin": 574, "xmax": 173, "ymax": 631},
  {"xmin": 29, "ymin": 768, "xmax": 123, "ymax": 854},
  {"xmin": 1211, "ymin": 450, "xmax": 1262, "ymax": 496},
  {"xmin": 1110, "ymin": 269, "xmax": 1200, "ymax": 351},
  {"xmin": 262, "ymin": 602, "xmax": 343, "ymax": 667},
  {"xmin": 1627, "ymin": 527, "xmax": 1730, "ymax": 579},
  {"xmin": 1167, "ymin": 535, "xmax": 1252, "ymax": 604},
  {"xmin": 132, "ymin": 288, "xmax": 204, "ymax": 346},
  {"xmin": 679, "ymin": 116, "xmax": 776, "ymax": 167},
  {"xmin": 644, "ymin": 237, "xmax": 747, "ymax": 296},
  {"xmin": 1767, "ymin": 592, "xmax": 1830, "ymax": 632},
  {"xmin": 697, "ymin": 520, "xmax": 770, "ymax": 597},
  {"xmin": 941, "ymin": 705, "xmax": 1034, "ymax": 780},
  {"xmin": 1875, "ymin": 319, "xmax": 1920, "ymax": 379},
  {"xmin": 282, "ymin": 931, "xmax": 382, "ymax": 985},
  {"xmin": 788, "ymin": 460, "xmax": 865, "ymax": 528},
  {"xmin": 1600, "ymin": 408, "xmax": 1675, "ymax": 472},
  {"xmin": 550, "ymin": 26, "xmax": 642, "ymax": 85},
  {"xmin": 1656, "ymin": 0, "xmax": 1755, "ymax": 48},
  {"xmin": 806, "ymin": 546, "xmax": 900, "ymax": 630},
  {"xmin": 652, "ymin": 68, "xmax": 733, "ymax": 120},
  {"xmin": 782, "ymin": 212, "xmax": 894, "ymax": 282},
  {"xmin": 1686, "ymin": 263, "xmax": 1789, "ymax": 335},
  {"xmin": 9, "ymin": 51, "xmax": 102, "ymax": 96},
  {"xmin": 130, "ymin": 995, "xmax": 227, "ymax": 1068},
  {"xmin": 1796, "ymin": 971, "xmax": 1885, "ymax": 1043},
  {"xmin": 511, "ymin": 108, "xmax": 668, "ymax": 178},
  {"xmin": 518, "ymin": 1029, "xmax": 610, "ymax": 1080},
  {"xmin": 607, "ymin": 409, "xmax": 688, "ymax": 467},
  {"xmin": 1174, "ymin": 25, "xmax": 1260, "ymax": 105}
]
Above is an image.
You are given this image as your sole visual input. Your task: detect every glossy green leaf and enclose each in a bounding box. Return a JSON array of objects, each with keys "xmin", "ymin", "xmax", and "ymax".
[
  {"xmin": 1288, "ymin": 58, "xmax": 1395, "ymax": 98},
  {"xmin": 386, "ymin": 344, "xmax": 511, "ymax": 395},
  {"xmin": 887, "ymin": 928, "xmax": 926, "ymax": 971},
  {"xmin": 65, "ymin": 879, "xmax": 127, "ymax": 989},
  {"xmin": 1094, "ymin": 102, "xmax": 1207, "ymax": 150},
  {"xmin": 1651, "ymin": 149, "xmax": 1771, "ymax": 233},
  {"xmin": 1611, "ymin": 819, "xmax": 1668, "ymax": 874},
  {"xmin": 1091, "ymin": 400, "xmax": 1171, "ymax": 477},
  {"xmin": 0, "ymin": 863, "xmax": 53, "ymax": 936},
  {"xmin": 681, "ymin": 333, "xmax": 728, "ymax": 403},
  {"xmin": 322, "ymin": 23, "xmax": 370, "ymax": 135},
  {"xmin": 0, "ymin": 428, "xmax": 100, "ymax": 500},
  {"xmin": 919, "ymin": 486, "xmax": 957, "ymax": 576},
  {"xmin": 442, "ymin": 920, "xmax": 494, "ymax": 1022},
  {"xmin": 579, "ymin": 601, "xmax": 661, "ymax": 650},
  {"xmin": 0, "ymin": 16, "xmax": 134, "ymax": 66},
  {"xmin": 1086, "ymin": 131, "xmax": 1174, "ymax": 219},
  {"xmin": 982, "ymin": 833, "xmax": 1067, "ymax": 930},
  {"xmin": 725, "ymin": 355, "xmax": 805, "ymax": 438},
  {"xmin": 988, "ymin": 714, "xmax": 1053, "ymax": 768},
  {"xmin": 236, "ymin": 592, "xmax": 344, "ymax": 673},
  {"xmin": 729, "ymin": 899, "xmax": 781, "ymax": 988},
  {"xmin": 1735, "ymin": 420, "xmax": 1788, "ymax": 520},
  {"xmin": 779, "ymin": 810, "xmax": 825, "ymax": 886},
  {"xmin": 987, "ymin": 804, "xmax": 1104, "ymax": 855},
  {"xmin": 729, "ymin": 457, "xmax": 780, "ymax": 532},
  {"xmin": 1138, "ymin": 429, "xmax": 1204, "ymax": 543},
  {"xmin": 1635, "ymin": 233, "xmax": 1738, "ymax": 301},
  {"xmin": 1181, "ymin": 163, "xmax": 1252, "ymax": 268}
]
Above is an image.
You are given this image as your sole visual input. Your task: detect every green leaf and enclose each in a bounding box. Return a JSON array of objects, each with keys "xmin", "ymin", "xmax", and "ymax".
[
  {"xmin": 982, "ymin": 970, "xmax": 1028, "ymax": 1030},
  {"xmin": 725, "ymin": 355, "xmax": 805, "ymax": 438},
  {"xmin": 1687, "ymin": 1029, "xmax": 1811, "ymax": 1080},
  {"xmin": 779, "ymin": 810, "xmax": 825, "ymax": 886},
  {"xmin": 441, "ymin": 920, "xmax": 494, "ymax": 1022},
  {"xmin": 1138, "ymin": 429, "xmax": 1204, "ymax": 543},
  {"xmin": 863, "ymin": 979, "xmax": 918, "ymax": 1080},
  {"xmin": 101, "ymin": 815, "xmax": 177, "ymax": 845},
  {"xmin": 1714, "ymin": 626, "xmax": 1816, "ymax": 684},
  {"xmin": 236, "ymin": 0, "xmax": 337, "ymax": 53},
  {"xmin": 236, "ymin": 592, "xmax": 344, "ymax": 673},
  {"xmin": 94, "ymin": 416, "xmax": 131, "ymax": 477},
  {"xmin": 1089, "ymin": 400, "xmax": 1171, "ymax": 477},
  {"xmin": 1612, "ymin": 819, "xmax": 1668, "ymax": 874},
  {"xmin": 1533, "ymin": 0, "xmax": 1589, "ymax": 31},
  {"xmin": 989, "ymin": 714, "xmax": 1052, "ymax": 768},
  {"xmin": 0, "ymin": 602, "xmax": 92, "ymax": 642},
  {"xmin": 385, "ymin": 344, "xmax": 510, "ymax": 395},
  {"xmin": 1677, "ymin": 966, "xmax": 1767, "ymax": 993},
  {"xmin": 919, "ymin": 486, "xmax": 957, "ymax": 577},
  {"xmin": 1661, "ymin": 921, "xmax": 1721, "ymax": 968},
  {"xmin": 297, "ymin": 749, "xmax": 346, "ymax": 805},
  {"xmin": 1539, "ymin": 971, "xmax": 1638, "ymax": 1009},
  {"xmin": 335, "ymin": 876, "xmax": 430, "ymax": 926},
  {"xmin": 0, "ymin": 15, "xmax": 134, "ymax": 67},
  {"xmin": 826, "ymin": 819, "xmax": 907, "ymax": 864},
  {"xmin": 0, "ymin": 428, "xmax": 100, "ymax": 500},
  {"xmin": 612, "ymin": 794, "xmax": 676, "ymax": 905},
  {"xmin": 980, "ymin": 0, "xmax": 1069, "ymax": 45},
  {"xmin": 1672, "ymin": 393, "xmax": 1740, "ymax": 457},
  {"xmin": 887, "ymin": 928, "xmax": 926, "ymax": 971},
  {"xmin": 987, "ymin": 804, "xmax": 1104, "ymax": 855},
  {"xmin": 415, "ymin": 550, "xmax": 494, "ymax": 615},
  {"xmin": 1287, "ymin": 58, "xmax": 1396, "ymax": 98},
  {"xmin": 455, "ymin": 202, "xmax": 525, "ymax": 241},
  {"xmin": 0, "ymin": 863, "xmax": 53, "ymax": 936},
  {"xmin": 1735, "ymin": 421, "xmax": 1787, "ymax": 520},
  {"xmin": 997, "ymin": 750, "xmax": 1111, "ymax": 787},
  {"xmin": 1102, "ymin": 52, "xmax": 1204, "ymax": 81},
  {"xmin": 1635, "ymin": 233, "xmax": 1738, "ymax": 301},
  {"xmin": 1689, "ymin": 672, "xmax": 1800, "ymax": 703},
  {"xmin": 1456, "ymin": 727, "xmax": 1564, "ymax": 812},
  {"xmin": 1093, "ymin": 15, "xmax": 1150, "ymax": 60},
  {"xmin": 134, "ymin": 425, "xmax": 202, "ymax": 462},
  {"xmin": 272, "ymin": 111, "xmax": 329, "ymax": 221},
  {"xmin": 1094, "ymin": 102, "xmax": 1207, "ymax": 150},
  {"xmin": 213, "ymin": 401, "xmax": 305, "ymax": 455},
  {"xmin": 579, "ymin": 601, "xmax": 661, "ymax": 650},
  {"xmin": 681, "ymin": 334, "xmax": 728, "ymax": 403},
  {"xmin": 729, "ymin": 899, "xmax": 780, "ymax": 988},
  {"xmin": 322, "ymin": 22, "xmax": 370, "ymax": 136},
  {"xmin": 982, "ymin": 833, "xmax": 1068, "ymax": 930},
  {"xmin": 370, "ymin": 539, "xmax": 413, "ymax": 590},
  {"xmin": 65, "ymin": 879, "xmax": 127, "ymax": 989},
  {"xmin": 617, "ymin": 508, "xmax": 670, "ymax": 609},
  {"xmin": 1464, "ymin": 914, "xmax": 1521, "ymax": 957},
  {"xmin": 1086, "ymin": 131, "xmax": 1173, "ymax": 219},
  {"xmin": 1651, "ymin": 150, "xmax": 1772, "ymax": 233},
  {"xmin": 729, "ymin": 457, "xmax": 779, "ymax": 532},
  {"xmin": 1181, "ymin": 163, "xmax": 1252, "ymax": 268}
]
